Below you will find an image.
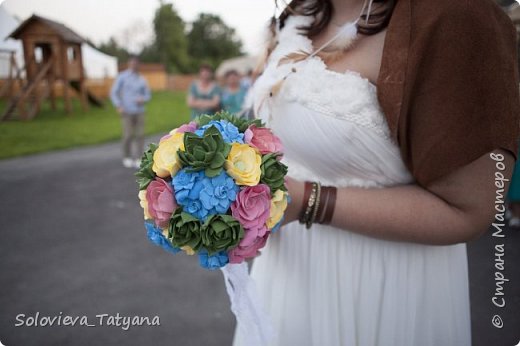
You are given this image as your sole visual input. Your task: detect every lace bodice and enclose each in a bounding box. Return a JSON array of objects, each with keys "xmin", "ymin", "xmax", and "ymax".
[{"xmin": 253, "ymin": 15, "xmax": 413, "ymax": 188}]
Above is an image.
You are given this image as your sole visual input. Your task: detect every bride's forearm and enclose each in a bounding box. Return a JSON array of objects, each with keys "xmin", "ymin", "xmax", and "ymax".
[
  {"xmin": 286, "ymin": 150, "xmax": 514, "ymax": 245},
  {"xmin": 329, "ymin": 184, "xmax": 478, "ymax": 245}
]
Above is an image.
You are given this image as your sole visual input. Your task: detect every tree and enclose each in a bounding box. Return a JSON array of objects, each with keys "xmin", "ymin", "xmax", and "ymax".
[
  {"xmin": 139, "ymin": 42, "xmax": 160, "ymax": 64},
  {"xmin": 186, "ymin": 13, "xmax": 243, "ymax": 72},
  {"xmin": 153, "ymin": 2, "xmax": 189, "ymax": 73},
  {"xmin": 97, "ymin": 37, "xmax": 130, "ymax": 63}
]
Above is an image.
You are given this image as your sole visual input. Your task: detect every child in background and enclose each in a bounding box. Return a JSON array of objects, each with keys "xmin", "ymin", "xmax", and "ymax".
[
  {"xmin": 187, "ymin": 64, "xmax": 221, "ymax": 120},
  {"xmin": 220, "ymin": 69, "xmax": 247, "ymax": 116}
]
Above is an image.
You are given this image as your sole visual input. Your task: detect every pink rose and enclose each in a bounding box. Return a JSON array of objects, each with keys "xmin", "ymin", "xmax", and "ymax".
[
  {"xmin": 228, "ymin": 232, "xmax": 269, "ymax": 264},
  {"xmin": 160, "ymin": 122, "xmax": 198, "ymax": 141},
  {"xmin": 146, "ymin": 178, "xmax": 177, "ymax": 228},
  {"xmin": 244, "ymin": 125, "xmax": 283, "ymax": 155},
  {"xmin": 177, "ymin": 121, "xmax": 198, "ymax": 134},
  {"xmin": 160, "ymin": 133, "xmax": 171, "ymax": 142},
  {"xmin": 241, "ymin": 225, "xmax": 269, "ymax": 247},
  {"xmin": 231, "ymin": 184, "xmax": 271, "ymax": 232}
]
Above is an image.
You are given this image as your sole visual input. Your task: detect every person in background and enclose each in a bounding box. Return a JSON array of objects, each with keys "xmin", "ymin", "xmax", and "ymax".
[
  {"xmin": 187, "ymin": 64, "xmax": 220, "ymax": 119},
  {"xmin": 241, "ymin": 68, "xmax": 261, "ymax": 120},
  {"xmin": 221, "ymin": 69, "xmax": 247, "ymax": 116},
  {"xmin": 240, "ymin": 69, "xmax": 253, "ymax": 91},
  {"xmin": 110, "ymin": 55, "xmax": 151, "ymax": 169}
]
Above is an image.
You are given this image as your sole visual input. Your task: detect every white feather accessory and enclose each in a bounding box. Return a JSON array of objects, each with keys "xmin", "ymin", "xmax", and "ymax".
[{"xmin": 322, "ymin": 22, "xmax": 358, "ymax": 53}]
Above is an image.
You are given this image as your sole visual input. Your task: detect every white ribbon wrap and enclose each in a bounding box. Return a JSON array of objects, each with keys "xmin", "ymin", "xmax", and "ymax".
[{"xmin": 220, "ymin": 262, "xmax": 274, "ymax": 345}]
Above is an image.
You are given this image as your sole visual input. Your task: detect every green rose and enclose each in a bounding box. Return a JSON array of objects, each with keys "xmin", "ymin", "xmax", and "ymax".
[
  {"xmin": 196, "ymin": 111, "xmax": 264, "ymax": 133},
  {"xmin": 260, "ymin": 153, "xmax": 288, "ymax": 193},
  {"xmin": 200, "ymin": 214, "xmax": 244, "ymax": 255},
  {"xmin": 177, "ymin": 126, "xmax": 231, "ymax": 177},
  {"xmin": 168, "ymin": 209, "xmax": 203, "ymax": 251},
  {"xmin": 135, "ymin": 143, "xmax": 158, "ymax": 190}
]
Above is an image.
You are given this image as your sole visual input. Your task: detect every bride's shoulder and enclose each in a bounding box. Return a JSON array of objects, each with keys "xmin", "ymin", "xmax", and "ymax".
[{"xmin": 410, "ymin": 0, "xmax": 513, "ymax": 31}]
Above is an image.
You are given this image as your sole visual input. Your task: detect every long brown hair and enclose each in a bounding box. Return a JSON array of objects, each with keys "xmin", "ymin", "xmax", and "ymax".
[{"xmin": 277, "ymin": 0, "xmax": 397, "ymax": 36}]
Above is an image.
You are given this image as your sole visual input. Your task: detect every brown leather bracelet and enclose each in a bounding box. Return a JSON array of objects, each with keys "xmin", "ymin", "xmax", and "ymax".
[
  {"xmin": 317, "ymin": 186, "xmax": 330, "ymax": 224},
  {"xmin": 322, "ymin": 186, "xmax": 337, "ymax": 225}
]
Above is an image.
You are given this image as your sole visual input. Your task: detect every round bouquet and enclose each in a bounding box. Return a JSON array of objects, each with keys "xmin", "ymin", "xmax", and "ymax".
[{"xmin": 136, "ymin": 112, "xmax": 289, "ymax": 270}]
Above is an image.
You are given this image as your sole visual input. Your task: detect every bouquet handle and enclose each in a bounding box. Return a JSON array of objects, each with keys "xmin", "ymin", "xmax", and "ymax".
[{"xmin": 221, "ymin": 262, "xmax": 274, "ymax": 345}]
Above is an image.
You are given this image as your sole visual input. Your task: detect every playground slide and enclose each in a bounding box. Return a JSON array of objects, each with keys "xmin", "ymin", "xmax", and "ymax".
[{"xmin": 68, "ymin": 80, "xmax": 104, "ymax": 108}]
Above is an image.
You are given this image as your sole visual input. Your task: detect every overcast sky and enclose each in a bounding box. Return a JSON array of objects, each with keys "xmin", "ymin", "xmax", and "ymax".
[{"xmin": 1, "ymin": 0, "xmax": 278, "ymax": 55}]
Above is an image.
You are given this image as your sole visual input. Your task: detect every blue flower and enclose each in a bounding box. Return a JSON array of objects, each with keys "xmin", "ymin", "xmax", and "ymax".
[
  {"xmin": 271, "ymin": 218, "xmax": 284, "ymax": 233},
  {"xmin": 172, "ymin": 169, "xmax": 205, "ymax": 203},
  {"xmin": 195, "ymin": 120, "xmax": 244, "ymax": 144},
  {"xmin": 199, "ymin": 171, "xmax": 239, "ymax": 214},
  {"xmin": 270, "ymin": 195, "xmax": 289, "ymax": 234},
  {"xmin": 198, "ymin": 249, "xmax": 229, "ymax": 270},
  {"xmin": 172, "ymin": 168, "xmax": 238, "ymax": 221},
  {"xmin": 145, "ymin": 221, "xmax": 180, "ymax": 254}
]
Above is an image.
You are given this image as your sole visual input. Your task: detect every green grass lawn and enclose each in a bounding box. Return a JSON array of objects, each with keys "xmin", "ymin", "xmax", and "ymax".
[{"xmin": 0, "ymin": 91, "xmax": 189, "ymax": 159}]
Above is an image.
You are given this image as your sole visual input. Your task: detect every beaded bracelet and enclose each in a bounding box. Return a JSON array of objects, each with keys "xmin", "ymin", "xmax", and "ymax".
[
  {"xmin": 307, "ymin": 182, "xmax": 321, "ymax": 229},
  {"xmin": 299, "ymin": 182, "xmax": 319, "ymax": 228}
]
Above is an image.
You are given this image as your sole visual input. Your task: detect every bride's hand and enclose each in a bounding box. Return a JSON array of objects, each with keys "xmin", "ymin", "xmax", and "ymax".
[{"xmin": 284, "ymin": 177, "xmax": 305, "ymax": 225}]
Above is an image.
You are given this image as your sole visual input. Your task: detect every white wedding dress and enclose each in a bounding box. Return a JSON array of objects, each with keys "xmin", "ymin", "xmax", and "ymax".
[{"xmin": 233, "ymin": 16, "xmax": 471, "ymax": 346}]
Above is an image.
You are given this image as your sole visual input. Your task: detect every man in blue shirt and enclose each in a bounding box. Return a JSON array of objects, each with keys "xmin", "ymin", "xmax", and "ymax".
[{"xmin": 110, "ymin": 55, "xmax": 151, "ymax": 168}]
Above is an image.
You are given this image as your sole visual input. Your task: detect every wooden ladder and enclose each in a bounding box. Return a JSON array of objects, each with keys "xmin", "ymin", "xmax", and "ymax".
[{"xmin": 1, "ymin": 57, "xmax": 53, "ymax": 121}]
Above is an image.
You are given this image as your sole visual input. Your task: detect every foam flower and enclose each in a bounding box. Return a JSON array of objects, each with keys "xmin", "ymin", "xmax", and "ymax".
[
  {"xmin": 241, "ymin": 225, "xmax": 269, "ymax": 248},
  {"xmin": 172, "ymin": 170, "xmax": 207, "ymax": 220},
  {"xmin": 178, "ymin": 126, "xmax": 231, "ymax": 178},
  {"xmin": 200, "ymin": 214, "xmax": 244, "ymax": 254},
  {"xmin": 260, "ymin": 153, "xmax": 288, "ymax": 193},
  {"xmin": 195, "ymin": 120, "xmax": 244, "ymax": 144},
  {"xmin": 136, "ymin": 143, "xmax": 158, "ymax": 190},
  {"xmin": 244, "ymin": 125, "xmax": 284, "ymax": 155},
  {"xmin": 138, "ymin": 190, "xmax": 152, "ymax": 220},
  {"xmin": 271, "ymin": 219, "xmax": 284, "ymax": 233},
  {"xmin": 181, "ymin": 245, "xmax": 196, "ymax": 255},
  {"xmin": 231, "ymin": 184, "xmax": 271, "ymax": 232},
  {"xmin": 172, "ymin": 169, "xmax": 238, "ymax": 221},
  {"xmin": 152, "ymin": 132, "xmax": 185, "ymax": 178},
  {"xmin": 176, "ymin": 121, "xmax": 199, "ymax": 134},
  {"xmin": 228, "ymin": 232, "xmax": 269, "ymax": 264},
  {"xmin": 146, "ymin": 177, "xmax": 177, "ymax": 228},
  {"xmin": 171, "ymin": 169, "xmax": 202, "ymax": 198},
  {"xmin": 168, "ymin": 209, "xmax": 203, "ymax": 251},
  {"xmin": 198, "ymin": 249, "xmax": 229, "ymax": 270},
  {"xmin": 145, "ymin": 221, "xmax": 180, "ymax": 254},
  {"xmin": 266, "ymin": 189, "xmax": 288, "ymax": 229},
  {"xmin": 225, "ymin": 143, "xmax": 262, "ymax": 186},
  {"xmin": 199, "ymin": 171, "xmax": 239, "ymax": 214}
]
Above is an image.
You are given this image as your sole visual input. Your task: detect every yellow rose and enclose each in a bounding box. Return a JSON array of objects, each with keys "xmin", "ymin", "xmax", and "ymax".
[
  {"xmin": 225, "ymin": 143, "xmax": 262, "ymax": 186},
  {"xmin": 266, "ymin": 189, "xmax": 288, "ymax": 228},
  {"xmin": 152, "ymin": 132, "xmax": 185, "ymax": 178},
  {"xmin": 138, "ymin": 190, "xmax": 152, "ymax": 220},
  {"xmin": 162, "ymin": 228, "xmax": 169, "ymax": 238},
  {"xmin": 181, "ymin": 246, "xmax": 195, "ymax": 256}
]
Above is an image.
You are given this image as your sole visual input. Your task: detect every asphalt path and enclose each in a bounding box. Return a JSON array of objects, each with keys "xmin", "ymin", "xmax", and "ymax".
[{"xmin": 0, "ymin": 138, "xmax": 518, "ymax": 346}]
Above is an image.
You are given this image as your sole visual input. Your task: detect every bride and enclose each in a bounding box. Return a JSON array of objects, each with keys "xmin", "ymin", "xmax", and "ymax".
[{"xmin": 233, "ymin": 0, "xmax": 519, "ymax": 345}]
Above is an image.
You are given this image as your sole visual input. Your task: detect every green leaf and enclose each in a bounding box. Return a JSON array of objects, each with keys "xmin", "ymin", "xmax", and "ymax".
[
  {"xmin": 135, "ymin": 143, "xmax": 159, "ymax": 190},
  {"xmin": 200, "ymin": 214, "xmax": 244, "ymax": 255},
  {"xmin": 178, "ymin": 125, "xmax": 230, "ymax": 177},
  {"xmin": 169, "ymin": 209, "xmax": 203, "ymax": 251},
  {"xmin": 260, "ymin": 153, "xmax": 288, "ymax": 194}
]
